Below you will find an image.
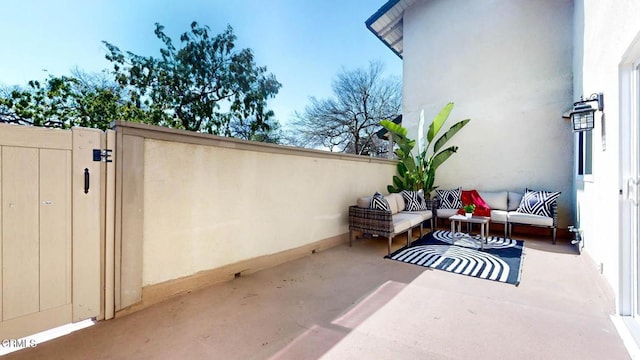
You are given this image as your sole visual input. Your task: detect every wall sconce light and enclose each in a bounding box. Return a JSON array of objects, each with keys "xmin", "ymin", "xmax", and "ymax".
[{"xmin": 570, "ymin": 93, "xmax": 604, "ymax": 132}]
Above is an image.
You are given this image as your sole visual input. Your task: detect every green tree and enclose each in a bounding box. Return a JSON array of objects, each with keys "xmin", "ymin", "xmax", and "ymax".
[
  {"xmin": 0, "ymin": 70, "xmax": 129, "ymax": 130},
  {"xmin": 103, "ymin": 21, "xmax": 282, "ymax": 135},
  {"xmin": 228, "ymin": 116, "xmax": 283, "ymax": 143}
]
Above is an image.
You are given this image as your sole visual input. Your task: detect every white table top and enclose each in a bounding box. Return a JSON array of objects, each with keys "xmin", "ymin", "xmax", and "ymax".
[{"xmin": 449, "ymin": 214, "xmax": 490, "ymax": 223}]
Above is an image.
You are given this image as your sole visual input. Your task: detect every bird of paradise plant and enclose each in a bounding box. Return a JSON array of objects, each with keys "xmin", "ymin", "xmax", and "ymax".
[{"xmin": 380, "ymin": 102, "xmax": 470, "ymax": 198}]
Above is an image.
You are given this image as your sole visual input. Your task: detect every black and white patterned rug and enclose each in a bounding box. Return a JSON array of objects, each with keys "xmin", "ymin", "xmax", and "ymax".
[{"xmin": 386, "ymin": 230, "xmax": 524, "ymax": 285}]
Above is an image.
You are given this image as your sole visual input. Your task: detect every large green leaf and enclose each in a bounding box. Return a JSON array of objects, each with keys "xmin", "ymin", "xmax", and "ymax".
[
  {"xmin": 433, "ymin": 119, "xmax": 470, "ymax": 154},
  {"xmin": 426, "ymin": 102, "xmax": 454, "ymax": 144},
  {"xmin": 382, "ymin": 103, "xmax": 469, "ymax": 194},
  {"xmin": 430, "ymin": 146, "xmax": 458, "ymax": 171},
  {"xmin": 380, "ymin": 119, "xmax": 407, "ymax": 137},
  {"xmin": 423, "ymin": 166, "xmax": 437, "ymax": 195},
  {"xmin": 381, "ymin": 119, "xmax": 415, "ymax": 157},
  {"xmin": 392, "ymin": 175, "xmax": 405, "ymax": 190},
  {"xmin": 402, "ymin": 156, "xmax": 417, "ymax": 173},
  {"xmin": 396, "ymin": 140, "xmax": 415, "ymax": 158},
  {"xmin": 388, "ymin": 184, "xmax": 400, "ymax": 193},
  {"xmin": 397, "ymin": 161, "xmax": 408, "ymax": 176}
]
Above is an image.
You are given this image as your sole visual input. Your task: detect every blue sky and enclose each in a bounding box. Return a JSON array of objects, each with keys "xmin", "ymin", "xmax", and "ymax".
[{"xmin": 0, "ymin": 0, "xmax": 401, "ymax": 126}]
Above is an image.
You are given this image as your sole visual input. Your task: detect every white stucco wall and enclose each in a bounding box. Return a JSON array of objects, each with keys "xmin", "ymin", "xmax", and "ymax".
[
  {"xmin": 141, "ymin": 137, "xmax": 396, "ymax": 286},
  {"xmin": 574, "ymin": 0, "xmax": 640, "ymax": 308},
  {"xmin": 402, "ymin": 0, "xmax": 574, "ymax": 227}
]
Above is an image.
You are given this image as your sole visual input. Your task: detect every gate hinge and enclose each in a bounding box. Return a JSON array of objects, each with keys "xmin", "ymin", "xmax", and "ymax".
[{"xmin": 93, "ymin": 149, "xmax": 113, "ymax": 163}]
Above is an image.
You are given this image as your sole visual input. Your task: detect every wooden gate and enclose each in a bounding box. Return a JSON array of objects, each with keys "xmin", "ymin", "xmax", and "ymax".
[{"xmin": 0, "ymin": 124, "xmax": 113, "ymax": 340}]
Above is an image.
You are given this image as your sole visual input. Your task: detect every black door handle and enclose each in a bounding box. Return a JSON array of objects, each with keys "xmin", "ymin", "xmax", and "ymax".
[{"xmin": 84, "ymin": 168, "xmax": 90, "ymax": 194}]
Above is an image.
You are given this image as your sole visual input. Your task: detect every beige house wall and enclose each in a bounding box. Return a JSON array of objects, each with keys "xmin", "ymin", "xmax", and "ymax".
[
  {"xmin": 402, "ymin": 0, "xmax": 574, "ymax": 227},
  {"xmin": 113, "ymin": 122, "xmax": 396, "ymax": 311}
]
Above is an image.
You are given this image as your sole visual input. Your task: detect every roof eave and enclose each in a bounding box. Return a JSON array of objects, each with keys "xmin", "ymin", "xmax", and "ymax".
[
  {"xmin": 365, "ymin": 0, "xmax": 414, "ymax": 59},
  {"xmin": 365, "ymin": 23, "xmax": 403, "ymax": 59},
  {"xmin": 365, "ymin": 0, "xmax": 403, "ymax": 59}
]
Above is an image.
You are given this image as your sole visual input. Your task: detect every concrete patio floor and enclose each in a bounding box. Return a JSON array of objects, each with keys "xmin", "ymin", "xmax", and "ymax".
[{"xmin": 3, "ymin": 231, "xmax": 632, "ymax": 359}]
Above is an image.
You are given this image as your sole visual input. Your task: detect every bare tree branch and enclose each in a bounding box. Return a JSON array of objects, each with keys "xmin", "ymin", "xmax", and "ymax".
[{"xmin": 289, "ymin": 61, "xmax": 401, "ymax": 156}]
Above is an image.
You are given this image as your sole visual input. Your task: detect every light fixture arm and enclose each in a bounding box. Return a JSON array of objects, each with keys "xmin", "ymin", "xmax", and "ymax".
[{"xmin": 574, "ymin": 92, "xmax": 604, "ymax": 112}]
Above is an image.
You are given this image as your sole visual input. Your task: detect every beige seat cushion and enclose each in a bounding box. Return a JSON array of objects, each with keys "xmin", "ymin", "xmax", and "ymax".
[
  {"xmin": 490, "ymin": 209, "xmax": 508, "ymax": 223},
  {"xmin": 357, "ymin": 194, "xmax": 404, "ymax": 214},
  {"xmin": 384, "ymin": 194, "xmax": 400, "ymax": 214},
  {"xmin": 401, "ymin": 210, "xmax": 433, "ymax": 221},
  {"xmin": 391, "ymin": 217, "xmax": 413, "ymax": 233},
  {"xmin": 356, "ymin": 196, "xmax": 372, "ymax": 208},
  {"xmin": 507, "ymin": 211, "xmax": 553, "ymax": 227},
  {"xmin": 386, "ymin": 193, "xmax": 405, "ymax": 213},
  {"xmin": 478, "ymin": 191, "xmax": 508, "ymax": 211},
  {"xmin": 393, "ymin": 213, "xmax": 424, "ymax": 227},
  {"xmin": 508, "ymin": 192, "xmax": 524, "ymax": 211},
  {"xmin": 436, "ymin": 208, "xmax": 459, "ymax": 218}
]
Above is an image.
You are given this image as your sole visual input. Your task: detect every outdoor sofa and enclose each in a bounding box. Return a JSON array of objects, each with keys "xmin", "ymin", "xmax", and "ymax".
[
  {"xmin": 348, "ymin": 191, "xmax": 435, "ymax": 255},
  {"xmin": 433, "ymin": 188, "xmax": 560, "ymax": 244}
]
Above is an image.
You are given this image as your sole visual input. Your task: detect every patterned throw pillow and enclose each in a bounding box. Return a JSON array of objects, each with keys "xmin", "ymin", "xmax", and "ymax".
[
  {"xmin": 369, "ymin": 192, "xmax": 391, "ymax": 212},
  {"xmin": 435, "ymin": 188, "xmax": 463, "ymax": 209},
  {"xmin": 516, "ymin": 189, "xmax": 561, "ymax": 217},
  {"xmin": 401, "ymin": 190, "xmax": 427, "ymax": 211}
]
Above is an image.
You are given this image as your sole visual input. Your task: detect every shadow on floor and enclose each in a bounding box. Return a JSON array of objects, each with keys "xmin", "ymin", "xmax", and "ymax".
[{"xmin": 3, "ymin": 231, "xmax": 629, "ymax": 360}]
